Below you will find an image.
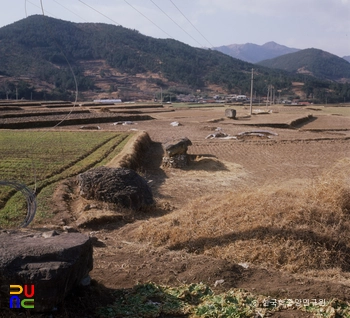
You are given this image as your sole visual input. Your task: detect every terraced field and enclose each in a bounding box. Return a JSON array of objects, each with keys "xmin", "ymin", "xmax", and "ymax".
[
  {"xmin": 2, "ymin": 102, "xmax": 350, "ymax": 317},
  {"xmin": 0, "ymin": 130, "xmax": 131, "ymax": 227}
]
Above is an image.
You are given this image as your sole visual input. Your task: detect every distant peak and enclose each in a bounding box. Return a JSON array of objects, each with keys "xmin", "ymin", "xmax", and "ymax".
[
  {"xmin": 263, "ymin": 41, "xmax": 278, "ymax": 45},
  {"xmin": 262, "ymin": 41, "xmax": 283, "ymax": 48}
]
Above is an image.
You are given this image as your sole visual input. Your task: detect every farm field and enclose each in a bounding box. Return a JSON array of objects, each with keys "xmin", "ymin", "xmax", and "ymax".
[
  {"xmin": 0, "ymin": 130, "xmax": 130, "ymax": 227},
  {"xmin": 1, "ymin": 102, "xmax": 350, "ymax": 317}
]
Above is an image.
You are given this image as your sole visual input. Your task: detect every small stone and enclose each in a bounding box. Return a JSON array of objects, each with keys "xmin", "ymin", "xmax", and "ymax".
[
  {"xmin": 42, "ymin": 230, "xmax": 59, "ymax": 238},
  {"xmin": 62, "ymin": 226, "xmax": 79, "ymax": 233},
  {"xmin": 214, "ymin": 279, "xmax": 225, "ymax": 287}
]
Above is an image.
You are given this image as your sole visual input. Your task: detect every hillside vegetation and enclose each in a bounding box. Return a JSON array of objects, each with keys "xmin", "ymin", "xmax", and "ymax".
[
  {"xmin": 258, "ymin": 48, "xmax": 350, "ymax": 82},
  {"xmin": 0, "ymin": 15, "xmax": 350, "ymax": 102},
  {"xmin": 0, "ymin": 16, "xmax": 349, "ymax": 102}
]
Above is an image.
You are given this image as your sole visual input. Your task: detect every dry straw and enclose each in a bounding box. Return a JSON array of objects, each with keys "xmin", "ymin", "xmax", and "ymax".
[{"xmin": 137, "ymin": 158, "xmax": 350, "ymax": 273}]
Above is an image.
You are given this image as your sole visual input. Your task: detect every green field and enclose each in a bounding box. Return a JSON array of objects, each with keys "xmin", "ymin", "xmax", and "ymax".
[{"xmin": 0, "ymin": 130, "xmax": 131, "ymax": 227}]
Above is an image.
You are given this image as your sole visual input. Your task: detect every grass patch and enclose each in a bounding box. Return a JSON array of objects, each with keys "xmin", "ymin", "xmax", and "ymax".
[
  {"xmin": 97, "ymin": 282, "xmax": 350, "ymax": 318},
  {"xmin": 0, "ymin": 130, "xmax": 130, "ymax": 227}
]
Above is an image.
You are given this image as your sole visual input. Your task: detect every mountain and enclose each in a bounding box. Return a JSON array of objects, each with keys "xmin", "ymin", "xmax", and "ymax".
[
  {"xmin": 0, "ymin": 15, "xmax": 261, "ymax": 100},
  {"xmin": 0, "ymin": 15, "xmax": 303, "ymax": 101},
  {"xmin": 0, "ymin": 15, "xmax": 348, "ymax": 103},
  {"xmin": 257, "ymin": 48, "xmax": 350, "ymax": 82},
  {"xmin": 213, "ymin": 41, "xmax": 300, "ymax": 63},
  {"xmin": 343, "ymin": 56, "xmax": 350, "ymax": 63}
]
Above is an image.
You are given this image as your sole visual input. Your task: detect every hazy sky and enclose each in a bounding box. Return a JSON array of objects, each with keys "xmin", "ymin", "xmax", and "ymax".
[{"xmin": 1, "ymin": 0, "xmax": 350, "ymax": 57}]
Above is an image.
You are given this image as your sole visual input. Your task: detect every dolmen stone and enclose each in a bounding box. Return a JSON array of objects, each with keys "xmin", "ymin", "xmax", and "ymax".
[
  {"xmin": 165, "ymin": 137, "xmax": 192, "ymax": 157},
  {"xmin": 162, "ymin": 154, "xmax": 188, "ymax": 168},
  {"xmin": 77, "ymin": 166, "xmax": 154, "ymax": 210},
  {"xmin": 163, "ymin": 137, "xmax": 192, "ymax": 168},
  {"xmin": 225, "ymin": 108, "xmax": 236, "ymax": 119},
  {"xmin": 0, "ymin": 230, "xmax": 92, "ymax": 312}
]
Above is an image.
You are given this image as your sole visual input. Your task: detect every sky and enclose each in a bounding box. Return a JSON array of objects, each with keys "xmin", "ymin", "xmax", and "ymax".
[{"xmin": 1, "ymin": 0, "xmax": 350, "ymax": 57}]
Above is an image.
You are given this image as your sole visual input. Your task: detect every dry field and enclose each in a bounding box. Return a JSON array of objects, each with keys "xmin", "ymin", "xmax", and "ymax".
[{"xmin": 2, "ymin": 103, "xmax": 350, "ymax": 317}]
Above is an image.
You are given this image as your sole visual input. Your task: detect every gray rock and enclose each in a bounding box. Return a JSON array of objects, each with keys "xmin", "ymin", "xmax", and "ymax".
[
  {"xmin": 0, "ymin": 230, "xmax": 92, "ymax": 312},
  {"xmin": 225, "ymin": 108, "xmax": 236, "ymax": 119},
  {"xmin": 77, "ymin": 167, "xmax": 154, "ymax": 210},
  {"xmin": 165, "ymin": 137, "xmax": 192, "ymax": 157},
  {"xmin": 162, "ymin": 154, "xmax": 188, "ymax": 168}
]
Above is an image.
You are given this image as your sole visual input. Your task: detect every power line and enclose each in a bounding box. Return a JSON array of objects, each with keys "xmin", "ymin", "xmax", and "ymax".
[
  {"xmin": 52, "ymin": 0, "xmax": 88, "ymax": 22},
  {"xmin": 78, "ymin": 0, "xmax": 121, "ymax": 26},
  {"xmin": 40, "ymin": 0, "xmax": 44, "ymax": 15},
  {"xmin": 169, "ymin": 0, "xmax": 214, "ymax": 48},
  {"xmin": 124, "ymin": 0, "xmax": 173, "ymax": 39},
  {"xmin": 150, "ymin": 0, "xmax": 204, "ymax": 47},
  {"xmin": 25, "ymin": 0, "xmax": 57, "ymax": 18}
]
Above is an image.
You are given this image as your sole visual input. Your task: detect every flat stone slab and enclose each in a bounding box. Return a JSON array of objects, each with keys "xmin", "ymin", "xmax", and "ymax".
[{"xmin": 0, "ymin": 230, "xmax": 93, "ymax": 312}]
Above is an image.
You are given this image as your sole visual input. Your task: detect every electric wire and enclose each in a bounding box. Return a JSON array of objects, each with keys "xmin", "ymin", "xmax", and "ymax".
[
  {"xmin": 150, "ymin": 0, "xmax": 204, "ymax": 47},
  {"xmin": 8, "ymin": 0, "xmax": 212, "ymax": 227},
  {"xmin": 25, "ymin": 0, "xmax": 57, "ymax": 18},
  {"xmin": 169, "ymin": 0, "xmax": 214, "ymax": 48},
  {"xmin": 37, "ymin": 0, "xmax": 79, "ymax": 128},
  {"xmin": 52, "ymin": 0, "xmax": 88, "ymax": 22},
  {"xmin": 0, "ymin": 181, "xmax": 37, "ymax": 228},
  {"xmin": 124, "ymin": 0, "xmax": 173, "ymax": 39},
  {"xmin": 78, "ymin": 0, "xmax": 121, "ymax": 26},
  {"xmin": 1, "ymin": 0, "xmax": 81, "ymax": 227},
  {"xmin": 40, "ymin": 0, "xmax": 44, "ymax": 15}
]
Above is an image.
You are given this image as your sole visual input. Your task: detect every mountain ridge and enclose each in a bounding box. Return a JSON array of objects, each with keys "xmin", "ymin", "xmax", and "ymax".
[
  {"xmin": 213, "ymin": 41, "xmax": 300, "ymax": 63},
  {"xmin": 0, "ymin": 15, "xmax": 348, "ymax": 103},
  {"xmin": 0, "ymin": 15, "xmax": 296, "ymax": 100},
  {"xmin": 257, "ymin": 48, "xmax": 350, "ymax": 82},
  {"xmin": 343, "ymin": 56, "xmax": 350, "ymax": 63}
]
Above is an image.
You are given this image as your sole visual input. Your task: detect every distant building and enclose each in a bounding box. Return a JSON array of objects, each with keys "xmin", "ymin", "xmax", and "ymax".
[
  {"xmin": 93, "ymin": 99, "xmax": 122, "ymax": 103},
  {"xmin": 236, "ymin": 95, "xmax": 247, "ymax": 101}
]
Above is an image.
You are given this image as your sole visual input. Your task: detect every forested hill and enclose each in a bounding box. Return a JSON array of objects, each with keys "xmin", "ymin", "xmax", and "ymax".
[
  {"xmin": 0, "ymin": 15, "xmax": 349, "ymax": 103},
  {"xmin": 258, "ymin": 48, "xmax": 350, "ymax": 82}
]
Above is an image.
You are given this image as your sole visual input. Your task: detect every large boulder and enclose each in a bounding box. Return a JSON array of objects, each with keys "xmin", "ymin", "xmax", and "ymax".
[
  {"xmin": 162, "ymin": 138, "xmax": 192, "ymax": 168},
  {"xmin": 165, "ymin": 137, "xmax": 192, "ymax": 157},
  {"xmin": 162, "ymin": 138, "xmax": 192, "ymax": 169},
  {"xmin": 77, "ymin": 167, "xmax": 154, "ymax": 210},
  {"xmin": 0, "ymin": 230, "xmax": 92, "ymax": 312}
]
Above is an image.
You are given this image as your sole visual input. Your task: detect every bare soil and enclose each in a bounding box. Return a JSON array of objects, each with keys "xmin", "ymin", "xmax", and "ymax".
[{"xmin": 8, "ymin": 104, "xmax": 350, "ymax": 317}]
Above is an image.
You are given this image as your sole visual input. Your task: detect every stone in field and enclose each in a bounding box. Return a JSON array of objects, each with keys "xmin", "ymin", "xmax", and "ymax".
[
  {"xmin": 225, "ymin": 108, "xmax": 236, "ymax": 119},
  {"xmin": 165, "ymin": 137, "xmax": 192, "ymax": 157},
  {"xmin": 162, "ymin": 137, "xmax": 192, "ymax": 168}
]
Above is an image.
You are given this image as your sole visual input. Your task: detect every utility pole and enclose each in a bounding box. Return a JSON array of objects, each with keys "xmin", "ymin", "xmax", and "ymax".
[
  {"xmin": 250, "ymin": 68, "xmax": 254, "ymax": 115},
  {"xmin": 266, "ymin": 85, "xmax": 270, "ymax": 108}
]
